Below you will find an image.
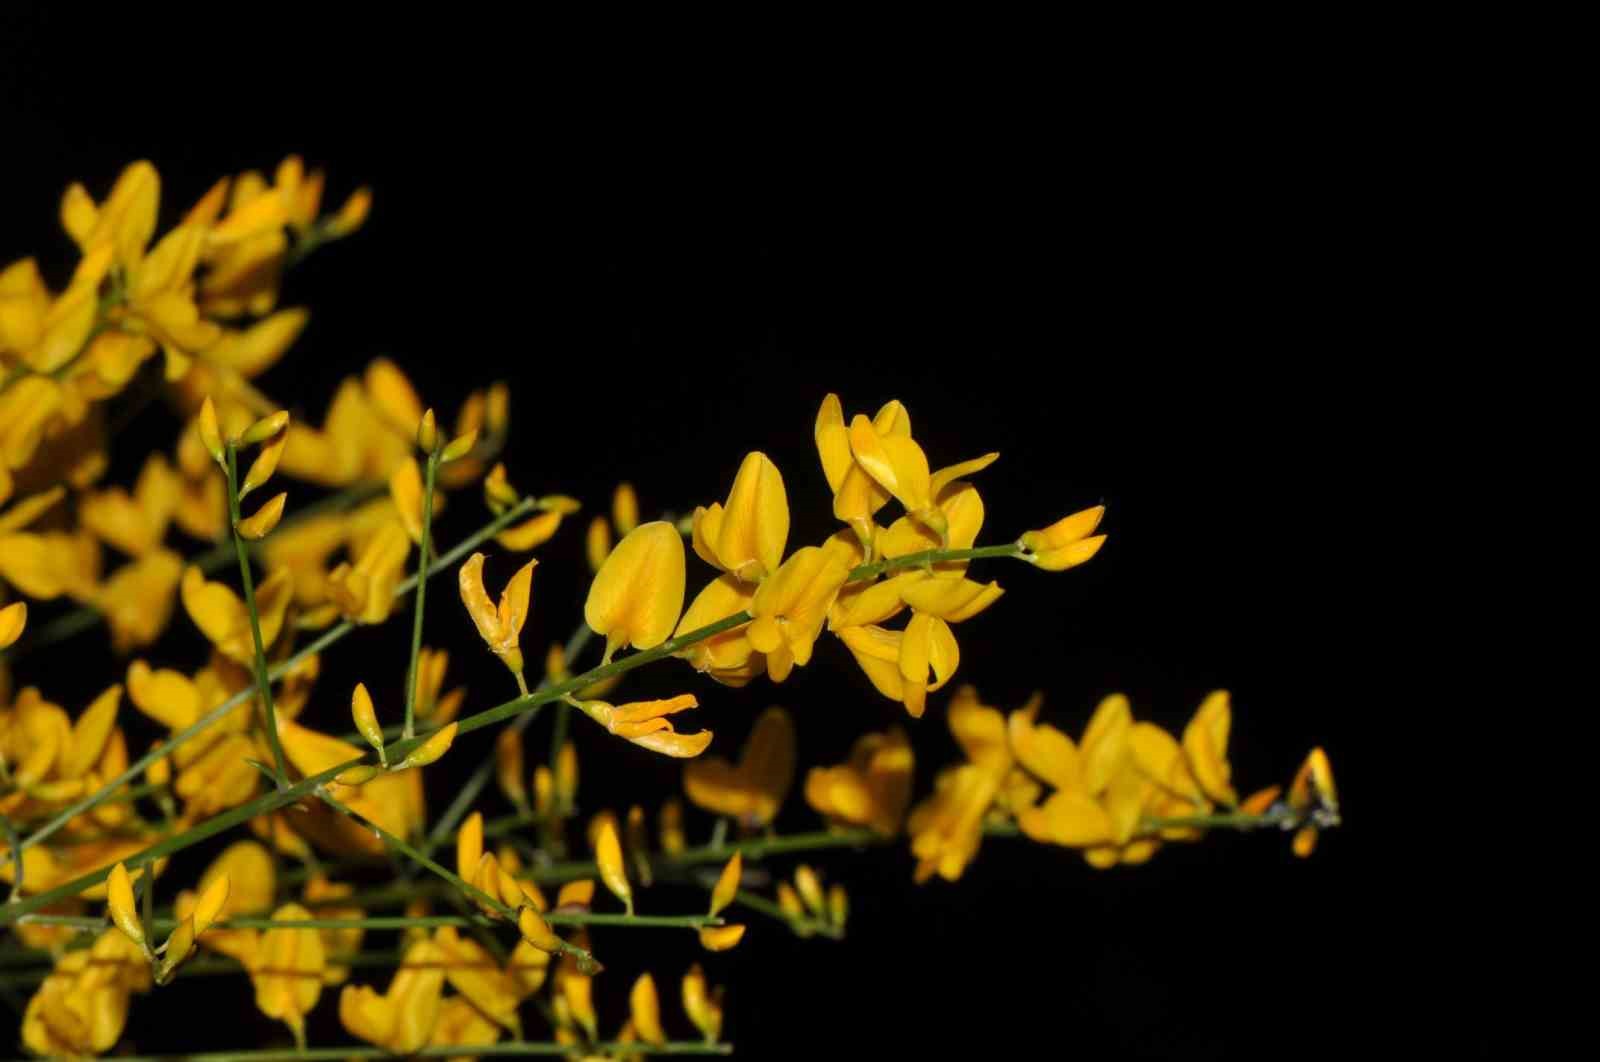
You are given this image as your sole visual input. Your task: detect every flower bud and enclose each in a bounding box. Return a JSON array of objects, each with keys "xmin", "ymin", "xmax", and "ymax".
[
  {"xmin": 236, "ymin": 492, "xmax": 287, "ymax": 540},
  {"xmin": 417, "ymin": 408, "xmax": 439, "ymax": 454},
  {"xmin": 107, "ymin": 862, "xmax": 144, "ymax": 947},
  {"xmin": 351, "ymin": 683, "xmax": 385, "ymax": 762},
  {"xmin": 198, "ymin": 398, "xmax": 225, "ymax": 465},
  {"xmin": 395, "ymin": 722, "xmax": 457, "ymax": 771},
  {"xmin": 241, "ymin": 410, "xmax": 289, "ymax": 445}
]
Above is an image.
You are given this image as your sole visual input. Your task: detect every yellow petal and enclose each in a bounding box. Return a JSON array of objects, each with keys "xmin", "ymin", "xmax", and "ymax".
[
  {"xmin": 351, "ymin": 683, "xmax": 384, "ymax": 754},
  {"xmin": 593, "ymin": 815, "xmax": 631, "ymax": 910},
  {"xmin": 1182, "ymin": 690, "xmax": 1237, "ymax": 805},
  {"xmin": 630, "ymin": 972, "xmax": 667, "ymax": 1044},
  {"xmin": 458, "ymin": 811, "xmax": 485, "ymax": 881},
  {"xmin": 698, "ymin": 923, "xmax": 747, "ymax": 951},
  {"xmin": 709, "ymin": 852, "xmax": 742, "ymax": 917},
  {"xmin": 396, "ymin": 722, "xmax": 457, "ymax": 771},
  {"xmin": 236, "ymin": 492, "xmax": 287, "ymax": 540},
  {"xmin": 192, "ymin": 873, "xmax": 231, "ymax": 935},
  {"xmin": 364, "ymin": 358, "xmax": 423, "ymax": 437},
  {"xmin": 388, "ymin": 459, "xmax": 425, "ymax": 543},
  {"xmin": 1080, "ymin": 693, "xmax": 1132, "ymax": 795},
  {"xmin": 0, "ymin": 600, "xmax": 25, "ymax": 648},
  {"xmin": 585, "ymin": 521, "xmax": 686, "ymax": 659}
]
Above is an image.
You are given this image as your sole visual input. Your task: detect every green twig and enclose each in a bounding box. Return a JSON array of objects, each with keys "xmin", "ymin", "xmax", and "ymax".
[
  {"xmin": 226, "ymin": 442, "xmax": 290, "ymax": 789},
  {"xmin": 400, "ymin": 450, "xmax": 439, "ymax": 741}
]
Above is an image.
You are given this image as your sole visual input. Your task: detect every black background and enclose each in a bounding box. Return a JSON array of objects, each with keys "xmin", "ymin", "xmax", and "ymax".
[{"xmin": 3, "ymin": 11, "xmax": 1463, "ymax": 1059}]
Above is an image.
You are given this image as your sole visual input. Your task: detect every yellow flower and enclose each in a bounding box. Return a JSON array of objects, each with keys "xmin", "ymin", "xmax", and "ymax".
[
  {"xmin": 364, "ymin": 357, "xmax": 424, "ymax": 439},
  {"xmin": 814, "ymin": 393, "xmax": 907, "ymax": 546},
  {"xmin": 691, "ymin": 451, "xmax": 789, "ymax": 582},
  {"xmin": 674, "ymin": 574, "xmax": 763, "ymax": 686},
  {"xmin": 106, "ymin": 861, "xmax": 145, "ymax": 948},
  {"xmin": 251, "ymin": 904, "xmax": 325, "ymax": 1046},
  {"xmin": 836, "ymin": 613, "xmax": 960, "ymax": 719},
  {"xmin": 1182, "ymin": 690, "xmax": 1238, "ymax": 806},
  {"xmin": 339, "ymin": 938, "xmax": 447, "ymax": 1054},
  {"xmin": 1, "ymin": 250, "xmax": 111, "ymax": 379},
  {"xmin": 299, "ymin": 874, "xmax": 363, "ymax": 985},
  {"xmin": 457, "ymin": 552, "xmax": 537, "ymax": 678},
  {"xmin": 78, "ymin": 453, "xmax": 179, "ymax": 557},
  {"xmin": 96, "ymin": 549, "xmax": 184, "ymax": 652},
  {"xmin": 277, "ymin": 718, "xmax": 423, "ymax": 853},
  {"xmin": 278, "ymin": 374, "xmax": 411, "ymax": 487},
  {"xmin": 327, "ymin": 520, "xmax": 410, "ymax": 625},
  {"xmin": 683, "ymin": 706, "xmax": 796, "ymax": 828},
  {"xmin": 905, "ymin": 686, "xmax": 1012, "ymax": 882},
  {"xmin": 181, "ymin": 565, "xmax": 293, "ymax": 665},
  {"xmin": 433, "ymin": 926, "xmax": 523, "ymax": 1034},
  {"xmin": 412, "ymin": 646, "xmax": 466, "ymax": 725},
  {"xmin": 659, "ymin": 799, "xmax": 686, "ymax": 855},
  {"xmin": 747, "ymin": 546, "xmax": 850, "ymax": 682},
  {"xmin": 20, "ymin": 928, "xmax": 149, "ymax": 1057},
  {"xmin": 429, "ymin": 995, "xmax": 504, "ymax": 1055},
  {"xmin": 1019, "ymin": 505, "xmax": 1107, "ymax": 571},
  {"xmin": 0, "ymin": 524, "xmax": 102, "ymax": 602},
  {"xmin": 388, "ymin": 457, "xmax": 427, "ymax": 544},
  {"xmin": 585, "ymin": 521, "xmax": 686, "ymax": 662},
  {"xmin": 581, "ymin": 694, "xmax": 712, "ymax": 758},
  {"xmin": 804, "ymin": 726, "xmax": 915, "ymax": 836}
]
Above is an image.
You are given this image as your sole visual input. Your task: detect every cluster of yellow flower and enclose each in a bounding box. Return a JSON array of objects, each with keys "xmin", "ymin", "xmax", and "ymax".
[{"xmin": 0, "ymin": 157, "xmax": 1339, "ymax": 1059}]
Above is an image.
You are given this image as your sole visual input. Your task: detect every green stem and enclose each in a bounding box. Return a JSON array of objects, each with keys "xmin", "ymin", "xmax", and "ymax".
[
  {"xmin": 314, "ymin": 791, "xmax": 598, "ymax": 971},
  {"xmin": 1142, "ymin": 810, "xmax": 1284, "ymax": 831},
  {"xmin": 732, "ymin": 888, "xmax": 843, "ymax": 939},
  {"xmin": 400, "ymin": 450, "xmax": 439, "ymax": 741},
  {"xmin": 846, "ymin": 542, "xmax": 1025, "ymax": 581},
  {"xmin": 413, "ymin": 623, "xmax": 593, "ymax": 866},
  {"xmin": 226, "ymin": 443, "xmax": 290, "ymax": 789},
  {"xmin": 3, "ymin": 497, "xmax": 541, "ymax": 869}
]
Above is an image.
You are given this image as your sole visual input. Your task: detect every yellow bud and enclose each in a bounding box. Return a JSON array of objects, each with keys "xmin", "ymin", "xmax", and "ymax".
[
  {"xmin": 532, "ymin": 766, "xmax": 554, "ymax": 817},
  {"xmin": 241, "ymin": 431, "xmax": 288, "ymax": 497},
  {"xmin": 236, "ymin": 492, "xmax": 287, "ymax": 540},
  {"xmin": 396, "ymin": 722, "xmax": 457, "ymax": 771},
  {"xmin": 518, "ymin": 905, "xmax": 563, "ymax": 953},
  {"xmin": 612, "ymin": 482, "xmax": 639, "ymax": 535},
  {"xmin": 485, "ymin": 464, "xmax": 520, "ymax": 513},
  {"xmin": 794, "ymin": 865, "xmax": 826, "ymax": 918},
  {"xmin": 585, "ymin": 515, "xmax": 612, "ymax": 573},
  {"xmin": 417, "ymin": 408, "xmax": 439, "ymax": 453},
  {"xmin": 242, "ymin": 410, "xmax": 290, "ymax": 445},
  {"xmin": 659, "ymin": 799, "xmax": 686, "ymax": 856},
  {"xmin": 593, "ymin": 815, "xmax": 631, "ymax": 913},
  {"xmin": 682, "ymin": 964, "xmax": 722, "ymax": 1043},
  {"xmin": 351, "ymin": 683, "xmax": 385, "ymax": 760},
  {"xmin": 776, "ymin": 881, "xmax": 804, "ymax": 922},
  {"xmin": 160, "ymin": 916, "xmax": 196, "ymax": 979},
  {"xmin": 146, "ymin": 744, "xmax": 172, "ymax": 787},
  {"xmin": 458, "ymin": 811, "xmax": 485, "ymax": 880},
  {"xmin": 107, "ymin": 861, "xmax": 144, "ymax": 947},
  {"xmin": 630, "ymin": 972, "xmax": 666, "ymax": 1045},
  {"xmin": 336, "ymin": 764, "xmax": 383, "ymax": 786},
  {"xmin": 544, "ymin": 642, "xmax": 570, "ymax": 683},
  {"xmin": 495, "ymin": 729, "xmax": 527, "ymax": 810},
  {"xmin": 827, "ymin": 884, "xmax": 849, "ymax": 929},
  {"xmin": 709, "ymin": 852, "xmax": 741, "ymax": 917},
  {"xmin": 328, "ymin": 186, "xmax": 371, "ymax": 237},
  {"xmin": 486, "ymin": 382, "xmax": 510, "ymax": 435},
  {"xmin": 440, "ymin": 429, "xmax": 477, "ymax": 463},
  {"xmin": 198, "ymin": 397, "xmax": 225, "ymax": 464},
  {"xmin": 555, "ymin": 741, "xmax": 578, "ymax": 809},
  {"xmin": 698, "ymin": 924, "xmax": 746, "ymax": 951},
  {"xmin": 556, "ymin": 879, "xmax": 594, "ymax": 911},
  {"xmin": 192, "ymin": 873, "xmax": 231, "ymax": 935},
  {"xmin": 0, "ymin": 600, "xmax": 26, "ymax": 649}
]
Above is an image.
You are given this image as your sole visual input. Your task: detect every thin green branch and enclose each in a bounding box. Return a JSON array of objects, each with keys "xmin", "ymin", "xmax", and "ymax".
[
  {"xmin": 732, "ymin": 888, "xmax": 843, "ymax": 939},
  {"xmin": 847, "ymin": 542, "xmax": 1026, "ymax": 582},
  {"xmin": 400, "ymin": 450, "xmax": 439, "ymax": 741},
  {"xmin": 314, "ymin": 790, "xmax": 599, "ymax": 972},
  {"xmin": 16, "ymin": 911, "xmax": 718, "ymax": 933},
  {"xmin": 3, "ymin": 496, "xmax": 540, "ymax": 868},
  {"xmin": 226, "ymin": 442, "xmax": 289, "ymax": 790}
]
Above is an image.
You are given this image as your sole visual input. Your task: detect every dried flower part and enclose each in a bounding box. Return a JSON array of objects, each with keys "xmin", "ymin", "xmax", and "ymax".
[
  {"xmin": 709, "ymin": 852, "xmax": 742, "ymax": 917},
  {"xmin": 585, "ymin": 521, "xmax": 686, "ymax": 661}
]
